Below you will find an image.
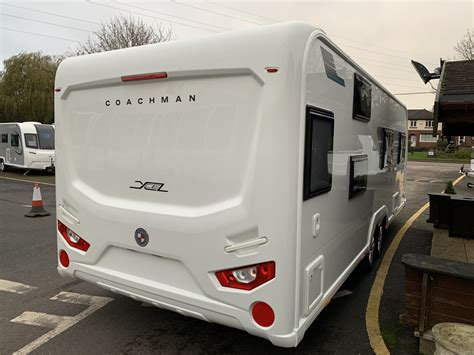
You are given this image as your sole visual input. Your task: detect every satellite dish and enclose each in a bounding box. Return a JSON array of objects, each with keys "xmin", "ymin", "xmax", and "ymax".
[{"xmin": 411, "ymin": 60, "xmax": 441, "ymax": 84}]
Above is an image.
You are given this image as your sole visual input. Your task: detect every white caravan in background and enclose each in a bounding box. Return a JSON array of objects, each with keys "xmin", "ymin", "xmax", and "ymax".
[
  {"xmin": 0, "ymin": 122, "xmax": 55, "ymax": 173},
  {"xmin": 55, "ymin": 22, "xmax": 407, "ymax": 347}
]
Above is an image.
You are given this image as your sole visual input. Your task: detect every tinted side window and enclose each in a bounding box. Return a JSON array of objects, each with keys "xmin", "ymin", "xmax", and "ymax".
[
  {"xmin": 353, "ymin": 73, "xmax": 372, "ymax": 122},
  {"xmin": 303, "ymin": 106, "xmax": 334, "ymax": 200},
  {"xmin": 393, "ymin": 132, "xmax": 400, "ymax": 164},
  {"xmin": 379, "ymin": 128, "xmax": 394, "ymax": 169},
  {"xmin": 398, "ymin": 133, "xmax": 406, "ymax": 164},
  {"xmin": 11, "ymin": 133, "xmax": 19, "ymax": 147},
  {"xmin": 1, "ymin": 134, "xmax": 7, "ymax": 143},
  {"xmin": 349, "ymin": 155, "xmax": 368, "ymax": 199},
  {"xmin": 24, "ymin": 134, "xmax": 38, "ymax": 149}
]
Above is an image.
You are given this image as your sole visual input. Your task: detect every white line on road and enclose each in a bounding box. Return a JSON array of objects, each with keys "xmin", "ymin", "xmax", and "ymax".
[
  {"xmin": 0, "ymin": 279, "xmax": 37, "ymax": 294},
  {"xmin": 11, "ymin": 312, "xmax": 73, "ymax": 328},
  {"xmin": 0, "ymin": 175, "xmax": 55, "ymax": 186},
  {"xmin": 11, "ymin": 292, "xmax": 113, "ymax": 355}
]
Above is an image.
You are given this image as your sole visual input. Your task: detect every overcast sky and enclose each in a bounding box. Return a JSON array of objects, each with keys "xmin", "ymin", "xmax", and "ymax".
[{"xmin": 0, "ymin": 0, "xmax": 472, "ymax": 109}]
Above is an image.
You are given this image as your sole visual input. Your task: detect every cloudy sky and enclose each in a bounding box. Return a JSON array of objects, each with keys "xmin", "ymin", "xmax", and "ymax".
[{"xmin": 0, "ymin": 0, "xmax": 472, "ymax": 109}]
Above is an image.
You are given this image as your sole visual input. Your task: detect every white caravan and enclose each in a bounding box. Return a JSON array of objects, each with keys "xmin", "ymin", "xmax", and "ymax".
[
  {"xmin": 0, "ymin": 122, "xmax": 55, "ymax": 172},
  {"xmin": 55, "ymin": 22, "xmax": 407, "ymax": 347}
]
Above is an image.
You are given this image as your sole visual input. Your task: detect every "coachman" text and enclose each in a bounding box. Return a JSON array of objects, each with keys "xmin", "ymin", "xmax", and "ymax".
[{"xmin": 105, "ymin": 95, "xmax": 196, "ymax": 107}]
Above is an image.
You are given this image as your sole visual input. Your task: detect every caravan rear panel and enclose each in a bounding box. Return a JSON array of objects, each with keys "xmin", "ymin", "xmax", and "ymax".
[{"xmin": 55, "ymin": 22, "xmax": 406, "ymax": 347}]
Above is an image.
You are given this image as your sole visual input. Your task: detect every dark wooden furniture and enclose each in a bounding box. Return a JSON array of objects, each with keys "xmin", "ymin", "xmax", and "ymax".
[
  {"xmin": 427, "ymin": 193, "xmax": 452, "ymax": 230},
  {"xmin": 400, "ymin": 253, "xmax": 474, "ymax": 337},
  {"xmin": 449, "ymin": 195, "xmax": 474, "ymax": 239}
]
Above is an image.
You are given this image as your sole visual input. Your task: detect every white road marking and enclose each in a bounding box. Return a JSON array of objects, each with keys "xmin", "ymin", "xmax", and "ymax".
[
  {"xmin": 0, "ymin": 279, "xmax": 37, "ymax": 294},
  {"xmin": 21, "ymin": 205, "xmax": 31, "ymax": 208},
  {"xmin": 11, "ymin": 292, "xmax": 113, "ymax": 355},
  {"xmin": 0, "ymin": 175, "xmax": 55, "ymax": 186},
  {"xmin": 11, "ymin": 312, "xmax": 73, "ymax": 328}
]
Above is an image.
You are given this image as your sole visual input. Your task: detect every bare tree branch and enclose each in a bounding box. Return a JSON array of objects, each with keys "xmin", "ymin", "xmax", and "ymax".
[
  {"xmin": 454, "ymin": 29, "xmax": 474, "ymax": 60},
  {"xmin": 73, "ymin": 14, "xmax": 173, "ymax": 55}
]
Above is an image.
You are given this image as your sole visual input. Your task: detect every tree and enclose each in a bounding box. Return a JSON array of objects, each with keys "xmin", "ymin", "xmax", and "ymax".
[
  {"xmin": 74, "ymin": 14, "xmax": 173, "ymax": 55},
  {"xmin": 0, "ymin": 52, "xmax": 61, "ymax": 124},
  {"xmin": 454, "ymin": 29, "xmax": 474, "ymax": 60}
]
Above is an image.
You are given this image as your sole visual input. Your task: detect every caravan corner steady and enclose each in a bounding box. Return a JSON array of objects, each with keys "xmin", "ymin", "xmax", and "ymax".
[
  {"xmin": 0, "ymin": 122, "xmax": 55, "ymax": 172},
  {"xmin": 55, "ymin": 22, "xmax": 407, "ymax": 347}
]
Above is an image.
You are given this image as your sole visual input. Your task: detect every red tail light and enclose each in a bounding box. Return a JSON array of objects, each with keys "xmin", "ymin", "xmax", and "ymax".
[
  {"xmin": 58, "ymin": 220, "xmax": 90, "ymax": 252},
  {"xmin": 252, "ymin": 301, "xmax": 275, "ymax": 327},
  {"xmin": 59, "ymin": 250, "xmax": 70, "ymax": 268},
  {"xmin": 215, "ymin": 261, "xmax": 275, "ymax": 290},
  {"xmin": 121, "ymin": 72, "xmax": 168, "ymax": 82}
]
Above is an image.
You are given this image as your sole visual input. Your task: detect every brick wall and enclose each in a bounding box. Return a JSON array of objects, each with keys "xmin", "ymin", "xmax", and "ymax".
[{"xmin": 408, "ymin": 130, "xmax": 438, "ymax": 149}]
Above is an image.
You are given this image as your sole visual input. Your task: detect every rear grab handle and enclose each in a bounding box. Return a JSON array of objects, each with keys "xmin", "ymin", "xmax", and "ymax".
[{"xmin": 224, "ymin": 237, "xmax": 268, "ymax": 253}]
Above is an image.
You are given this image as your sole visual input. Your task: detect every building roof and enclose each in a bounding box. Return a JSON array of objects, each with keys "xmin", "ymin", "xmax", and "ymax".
[
  {"xmin": 434, "ymin": 59, "xmax": 474, "ymax": 136},
  {"xmin": 439, "ymin": 60, "xmax": 474, "ymax": 97},
  {"xmin": 408, "ymin": 109, "xmax": 433, "ymax": 120}
]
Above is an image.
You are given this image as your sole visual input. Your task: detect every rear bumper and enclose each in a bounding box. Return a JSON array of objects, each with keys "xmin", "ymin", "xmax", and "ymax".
[{"xmin": 57, "ymin": 263, "xmax": 301, "ymax": 347}]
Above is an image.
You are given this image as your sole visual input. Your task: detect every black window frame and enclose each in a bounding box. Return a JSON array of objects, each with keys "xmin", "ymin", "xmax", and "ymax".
[
  {"xmin": 24, "ymin": 133, "xmax": 39, "ymax": 149},
  {"xmin": 379, "ymin": 128, "xmax": 395, "ymax": 169},
  {"xmin": 393, "ymin": 131, "xmax": 400, "ymax": 165},
  {"xmin": 352, "ymin": 73, "xmax": 372, "ymax": 122},
  {"xmin": 1, "ymin": 133, "xmax": 7, "ymax": 143},
  {"xmin": 10, "ymin": 132, "xmax": 20, "ymax": 147},
  {"xmin": 349, "ymin": 154, "xmax": 368, "ymax": 199},
  {"xmin": 303, "ymin": 105, "xmax": 335, "ymax": 201},
  {"xmin": 398, "ymin": 132, "xmax": 406, "ymax": 164}
]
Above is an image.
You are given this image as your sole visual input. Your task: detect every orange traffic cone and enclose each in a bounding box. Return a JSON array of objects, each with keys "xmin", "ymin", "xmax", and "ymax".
[{"xmin": 25, "ymin": 183, "xmax": 50, "ymax": 218}]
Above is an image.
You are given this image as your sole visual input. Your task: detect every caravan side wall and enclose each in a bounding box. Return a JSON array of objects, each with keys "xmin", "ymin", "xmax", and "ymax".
[{"xmin": 296, "ymin": 35, "xmax": 407, "ymax": 326}]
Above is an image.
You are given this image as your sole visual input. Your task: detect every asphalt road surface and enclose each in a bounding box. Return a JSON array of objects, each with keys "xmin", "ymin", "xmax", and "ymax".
[{"xmin": 0, "ymin": 162, "xmax": 464, "ymax": 354}]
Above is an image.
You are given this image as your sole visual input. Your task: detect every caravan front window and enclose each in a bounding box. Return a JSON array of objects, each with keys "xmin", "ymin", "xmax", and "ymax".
[
  {"xmin": 303, "ymin": 106, "xmax": 334, "ymax": 200},
  {"xmin": 24, "ymin": 134, "xmax": 39, "ymax": 149},
  {"xmin": 34, "ymin": 125, "xmax": 55, "ymax": 150}
]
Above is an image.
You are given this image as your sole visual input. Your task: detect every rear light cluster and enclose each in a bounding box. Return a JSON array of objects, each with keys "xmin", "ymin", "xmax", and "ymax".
[
  {"xmin": 215, "ymin": 261, "xmax": 275, "ymax": 290},
  {"xmin": 58, "ymin": 220, "xmax": 90, "ymax": 252}
]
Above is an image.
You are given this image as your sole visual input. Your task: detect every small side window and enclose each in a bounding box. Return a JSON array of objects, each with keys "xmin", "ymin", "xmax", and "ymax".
[
  {"xmin": 393, "ymin": 133, "xmax": 400, "ymax": 164},
  {"xmin": 349, "ymin": 155, "xmax": 368, "ymax": 199},
  {"xmin": 352, "ymin": 73, "xmax": 372, "ymax": 122},
  {"xmin": 11, "ymin": 133, "xmax": 19, "ymax": 147},
  {"xmin": 379, "ymin": 128, "xmax": 394, "ymax": 169},
  {"xmin": 398, "ymin": 133, "xmax": 406, "ymax": 164},
  {"xmin": 24, "ymin": 134, "xmax": 38, "ymax": 149},
  {"xmin": 1, "ymin": 134, "xmax": 7, "ymax": 143},
  {"xmin": 303, "ymin": 106, "xmax": 335, "ymax": 200}
]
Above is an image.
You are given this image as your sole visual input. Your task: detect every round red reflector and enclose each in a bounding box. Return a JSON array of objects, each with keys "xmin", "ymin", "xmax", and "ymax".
[
  {"xmin": 59, "ymin": 250, "xmax": 69, "ymax": 268},
  {"xmin": 252, "ymin": 302, "xmax": 275, "ymax": 327}
]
